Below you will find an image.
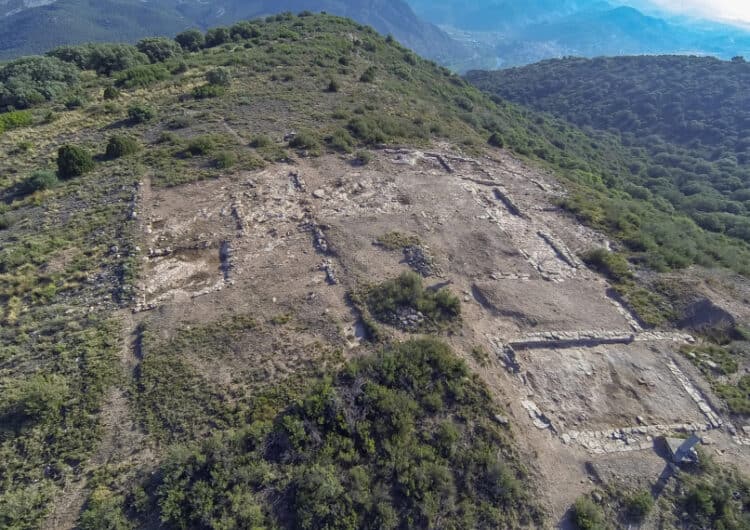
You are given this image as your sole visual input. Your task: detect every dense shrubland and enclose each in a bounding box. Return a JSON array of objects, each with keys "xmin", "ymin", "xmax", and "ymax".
[
  {"xmin": 468, "ymin": 57, "xmax": 750, "ymax": 266},
  {"xmin": 132, "ymin": 339, "xmax": 541, "ymax": 529}
]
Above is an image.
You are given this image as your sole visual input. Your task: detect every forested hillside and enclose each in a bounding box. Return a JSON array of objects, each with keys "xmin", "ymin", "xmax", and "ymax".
[{"xmin": 467, "ymin": 56, "xmax": 750, "ymax": 257}]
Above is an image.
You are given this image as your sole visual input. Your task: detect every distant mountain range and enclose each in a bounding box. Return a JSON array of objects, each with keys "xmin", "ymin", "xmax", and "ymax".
[
  {"xmin": 408, "ymin": 0, "xmax": 750, "ymax": 67},
  {"xmin": 0, "ymin": 0, "xmax": 463, "ymax": 62}
]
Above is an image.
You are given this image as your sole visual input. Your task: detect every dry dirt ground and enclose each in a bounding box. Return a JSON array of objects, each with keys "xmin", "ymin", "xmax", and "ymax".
[{"xmin": 113, "ymin": 145, "xmax": 750, "ymax": 527}]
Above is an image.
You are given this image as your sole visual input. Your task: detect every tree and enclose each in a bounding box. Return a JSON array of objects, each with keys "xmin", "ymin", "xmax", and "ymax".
[
  {"xmin": 50, "ymin": 43, "xmax": 149, "ymax": 74},
  {"xmin": 205, "ymin": 27, "xmax": 231, "ymax": 48},
  {"xmin": 137, "ymin": 37, "xmax": 182, "ymax": 63},
  {"xmin": 57, "ymin": 145, "xmax": 94, "ymax": 179},
  {"xmin": 175, "ymin": 29, "xmax": 205, "ymax": 52},
  {"xmin": 0, "ymin": 56, "xmax": 79, "ymax": 109}
]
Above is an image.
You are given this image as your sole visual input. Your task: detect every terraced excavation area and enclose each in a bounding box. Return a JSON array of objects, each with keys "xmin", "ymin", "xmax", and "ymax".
[{"xmin": 130, "ymin": 146, "xmax": 749, "ymax": 520}]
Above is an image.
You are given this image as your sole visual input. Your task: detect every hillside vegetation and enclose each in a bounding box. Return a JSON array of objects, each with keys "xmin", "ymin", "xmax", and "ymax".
[
  {"xmin": 468, "ymin": 56, "xmax": 750, "ymax": 275},
  {"xmin": 1, "ymin": 12, "xmax": 750, "ymax": 528},
  {"xmin": 467, "ymin": 56, "xmax": 750, "ymax": 245},
  {"xmin": 0, "ymin": 0, "xmax": 463, "ymax": 64}
]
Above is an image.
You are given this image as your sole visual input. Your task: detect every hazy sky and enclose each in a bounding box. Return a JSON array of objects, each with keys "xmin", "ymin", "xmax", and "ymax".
[{"xmin": 645, "ymin": 0, "xmax": 750, "ymax": 24}]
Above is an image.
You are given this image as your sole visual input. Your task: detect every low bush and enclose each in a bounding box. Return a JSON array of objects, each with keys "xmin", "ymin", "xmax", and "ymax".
[
  {"xmin": 214, "ymin": 151, "xmax": 236, "ymax": 169},
  {"xmin": 327, "ymin": 78, "xmax": 340, "ymax": 92},
  {"xmin": 106, "ymin": 135, "xmax": 140, "ymax": 159},
  {"xmin": 0, "ymin": 110, "xmax": 33, "ymax": 133},
  {"xmin": 102, "ymin": 86, "xmax": 120, "ymax": 100},
  {"xmin": 359, "ymin": 66, "xmax": 377, "ymax": 83},
  {"xmin": 20, "ymin": 170, "xmax": 58, "ymax": 194},
  {"xmin": 206, "ymin": 68, "xmax": 231, "ymax": 87},
  {"xmin": 572, "ymin": 497, "xmax": 605, "ymax": 530},
  {"xmin": 327, "ymin": 128, "xmax": 354, "ymax": 153},
  {"xmin": 623, "ymin": 490, "xmax": 654, "ymax": 521},
  {"xmin": 250, "ymin": 134, "xmax": 272, "ymax": 148},
  {"xmin": 582, "ymin": 248, "xmax": 633, "ymax": 282},
  {"xmin": 116, "ymin": 64, "xmax": 170, "ymax": 89},
  {"xmin": 289, "ymin": 130, "xmax": 320, "ymax": 154},
  {"xmin": 192, "ymin": 84, "xmax": 225, "ymax": 99},
  {"xmin": 185, "ymin": 136, "xmax": 214, "ymax": 156},
  {"xmin": 128, "ymin": 105, "xmax": 155, "ymax": 124},
  {"xmin": 366, "ymin": 271, "xmax": 460, "ymax": 331},
  {"xmin": 57, "ymin": 145, "xmax": 94, "ymax": 179},
  {"xmin": 488, "ymin": 132, "xmax": 504, "ymax": 148}
]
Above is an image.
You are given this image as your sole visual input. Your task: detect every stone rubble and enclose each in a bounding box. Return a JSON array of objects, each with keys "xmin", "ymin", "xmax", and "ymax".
[
  {"xmin": 320, "ymin": 259, "xmax": 338, "ymax": 285},
  {"xmin": 388, "ymin": 307, "xmax": 426, "ymax": 331},
  {"xmin": 521, "ymin": 400, "xmax": 553, "ymax": 430},
  {"xmin": 403, "ymin": 245, "xmax": 434, "ymax": 277},
  {"xmin": 289, "ymin": 171, "xmax": 306, "ymax": 192}
]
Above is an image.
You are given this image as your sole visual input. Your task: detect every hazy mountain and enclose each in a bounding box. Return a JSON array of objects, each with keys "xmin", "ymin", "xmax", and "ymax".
[
  {"xmin": 407, "ymin": 0, "xmax": 750, "ymax": 67},
  {"xmin": 0, "ymin": 0, "xmax": 464, "ymax": 62}
]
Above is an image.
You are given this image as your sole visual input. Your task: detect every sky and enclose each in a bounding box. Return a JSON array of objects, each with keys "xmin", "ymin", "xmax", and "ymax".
[{"xmin": 641, "ymin": 0, "xmax": 750, "ymax": 24}]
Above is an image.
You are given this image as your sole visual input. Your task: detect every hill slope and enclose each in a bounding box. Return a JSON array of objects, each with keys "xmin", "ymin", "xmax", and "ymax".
[
  {"xmin": 1, "ymin": 13, "xmax": 750, "ymax": 530},
  {"xmin": 467, "ymin": 56, "xmax": 750, "ymax": 253},
  {"xmin": 0, "ymin": 0, "xmax": 463, "ymax": 63}
]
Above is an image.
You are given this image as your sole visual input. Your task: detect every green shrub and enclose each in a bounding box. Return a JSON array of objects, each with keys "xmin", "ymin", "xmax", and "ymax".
[
  {"xmin": 354, "ymin": 150, "xmax": 372, "ymax": 166},
  {"xmin": 214, "ymin": 151, "xmax": 236, "ymax": 169},
  {"xmin": 116, "ymin": 64, "xmax": 170, "ymax": 89},
  {"xmin": 152, "ymin": 338, "xmax": 541, "ymax": 529},
  {"xmin": 624, "ymin": 489, "xmax": 653, "ymax": 521},
  {"xmin": 57, "ymin": 145, "xmax": 94, "ymax": 180},
  {"xmin": 366, "ymin": 271, "xmax": 460, "ymax": 331},
  {"xmin": 103, "ymin": 86, "xmax": 120, "ymax": 100},
  {"xmin": 250, "ymin": 134, "xmax": 272, "ymax": 148},
  {"xmin": 0, "ymin": 110, "xmax": 33, "ymax": 132},
  {"xmin": 327, "ymin": 128, "xmax": 354, "ymax": 153},
  {"xmin": 0, "ymin": 56, "xmax": 79, "ymax": 109},
  {"xmin": 582, "ymin": 248, "xmax": 633, "ymax": 282},
  {"xmin": 167, "ymin": 116, "xmax": 191, "ymax": 129},
  {"xmin": 185, "ymin": 136, "xmax": 214, "ymax": 156},
  {"xmin": 0, "ymin": 373, "xmax": 68, "ymax": 424},
  {"xmin": 192, "ymin": 84, "xmax": 225, "ymax": 99},
  {"xmin": 488, "ymin": 132, "xmax": 504, "ymax": 148},
  {"xmin": 20, "ymin": 170, "xmax": 58, "ymax": 194},
  {"xmin": 289, "ymin": 130, "xmax": 321, "ymax": 153},
  {"xmin": 106, "ymin": 135, "xmax": 140, "ymax": 159},
  {"xmin": 171, "ymin": 62, "xmax": 189, "ymax": 75},
  {"xmin": 136, "ymin": 37, "xmax": 181, "ymax": 63},
  {"xmin": 206, "ymin": 68, "xmax": 231, "ymax": 87},
  {"xmin": 205, "ymin": 27, "xmax": 231, "ymax": 48},
  {"xmin": 327, "ymin": 78, "xmax": 340, "ymax": 92},
  {"xmin": 359, "ymin": 66, "xmax": 377, "ymax": 83},
  {"xmin": 79, "ymin": 486, "xmax": 129, "ymax": 530},
  {"xmin": 128, "ymin": 105, "xmax": 155, "ymax": 124},
  {"xmin": 64, "ymin": 95, "xmax": 86, "ymax": 109},
  {"xmin": 572, "ymin": 497, "xmax": 605, "ymax": 530},
  {"xmin": 49, "ymin": 43, "xmax": 148, "ymax": 74},
  {"xmin": 175, "ymin": 29, "xmax": 205, "ymax": 52}
]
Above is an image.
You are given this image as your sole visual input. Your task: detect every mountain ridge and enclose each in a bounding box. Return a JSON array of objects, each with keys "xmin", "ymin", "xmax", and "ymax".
[{"xmin": 0, "ymin": 0, "xmax": 463, "ymax": 62}]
